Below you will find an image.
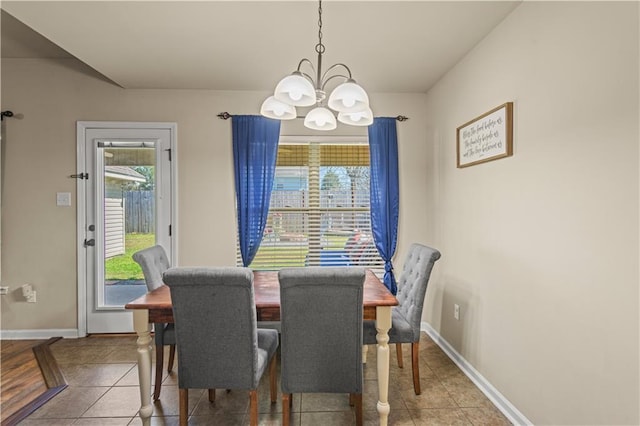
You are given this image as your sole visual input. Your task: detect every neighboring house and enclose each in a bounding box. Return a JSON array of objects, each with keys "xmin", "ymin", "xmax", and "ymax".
[{"xmin": 104, "ymin": 166, "xmax": 145, "ymax": 258}]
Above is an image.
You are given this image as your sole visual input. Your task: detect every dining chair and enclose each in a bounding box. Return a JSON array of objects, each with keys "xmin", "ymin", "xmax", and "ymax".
[
  {"xmin": 163, "ymin": 267, "xmax": 279, "ymax": 426},
  {"xmin": 132, "ymin": 244, "xmax": 175, "ymax": 401},
  {"xmin": 278, "ymin": 267, "xmax": 366, "ymax": 426},
  {"xmin": 363, "ymin": 243, "xmax": 441, "ymax": 395}
]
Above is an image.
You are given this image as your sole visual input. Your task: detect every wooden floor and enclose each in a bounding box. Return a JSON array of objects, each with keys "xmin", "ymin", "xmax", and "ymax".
[{"xmin": 0, "ymin": 338, "xmax": 67, "ymax": 426}]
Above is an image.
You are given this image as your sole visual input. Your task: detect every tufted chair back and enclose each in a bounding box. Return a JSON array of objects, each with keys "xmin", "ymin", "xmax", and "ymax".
[
  {"xmin": 395, "ymin": 244, "xmax": 441, "ymax": 341},
  {"xmin": 132, "ymin": 245, "xmax": 170, "ymax": 291}
]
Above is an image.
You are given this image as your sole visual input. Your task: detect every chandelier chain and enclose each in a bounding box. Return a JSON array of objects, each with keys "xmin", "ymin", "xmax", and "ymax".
[{"xmin": 315, "ymin": 0, "xmax": 325, "ymax": 54}]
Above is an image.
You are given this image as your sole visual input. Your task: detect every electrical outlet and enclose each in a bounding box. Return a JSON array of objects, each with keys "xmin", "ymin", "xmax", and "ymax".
[
  {"xmin": 0, "ymin": 286, "xmax": 8, "ymax": 295},
  {"xmin": 454, "ymin": 304, "xmax": 460, "ymax": 320}
]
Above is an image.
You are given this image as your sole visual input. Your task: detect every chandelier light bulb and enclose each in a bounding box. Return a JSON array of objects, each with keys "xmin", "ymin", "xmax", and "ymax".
[
  {"xmin": 274, "ymin": 73, "xmax": 316, "ymax": 107},
  {"xmin": 337, "ymin": 107, "xmax": 373, "ymax": 126},
  {"xmin": 260, "ymin": 96, "xmax": 297, "ymax": 120},
  {"xmin": 289, "ymin": 90, "xmax": 303, "ymax": 102},
  {"xmin": 304, "ymin": 107, "xmax": 337, "ymax": 131},
  {"xmin": 327, "ymin": 81, "xmax": 369, "ymax": 113},
  {"xmin": 342, "ymin": 98, "xmax": 356, "ymax": 108}
]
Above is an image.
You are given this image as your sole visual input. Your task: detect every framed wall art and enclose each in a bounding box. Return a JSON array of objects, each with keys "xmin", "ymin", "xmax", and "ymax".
[{"xmin": 456, "ymin": 102, "xmax": 513, "ymax": 168}]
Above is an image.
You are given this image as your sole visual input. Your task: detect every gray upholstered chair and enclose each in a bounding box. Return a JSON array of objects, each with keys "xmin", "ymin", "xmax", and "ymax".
[
  {"xmin": 132, "ymin": 245, "xmax": 175, "ymax": 401},
  {"xmin": 278, "ymin": 267, "xmax": 366, "ymax": 426},
  {"xmin": 163, "ymin": 267, "xmax": 279, "ymax": 426},
  {"xmin": 363, "ymin": 243, "xmax": 441, "ymax": 395}
]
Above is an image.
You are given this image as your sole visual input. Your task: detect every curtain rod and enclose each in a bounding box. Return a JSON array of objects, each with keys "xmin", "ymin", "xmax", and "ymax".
[
  {"xmin": 1, "ymin": 111, "xmax": 14, "ymax": 121},
  {"xmin": 217, "ymin": 112, "xmax": 409, "ymax": 122}
]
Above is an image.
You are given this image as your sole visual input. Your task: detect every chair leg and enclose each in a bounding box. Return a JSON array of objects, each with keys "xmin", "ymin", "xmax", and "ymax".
[
  {"xmin": 179, "ymin": 388, "xmax": 188, "ymax": 426},
  {"xmin": 411, "ymin": 341, "xmax": 421, "ymax": 395},
  {"xmin": 208, "ymin": 389, "xmax": 216, "ymax": 402},
  {"xmin": 269, "ymin": 355, "xmax": 277, "ymax": 403},
  {"xmin": 249, "ymin": 389, "xmax": 258, "ymax": 426},
  {"xmin": 353, "ymin": 393, "xmax": 363, "ymax": 426},
  {"xmin": 153, "ymin": 344, "xmax": 164, "ymax": 400},
  {"xmin": 167, "ymin": 344, "xmax": 176, "ymax": 373},
  {"xmin": 396, "ymin": 343, "xmax": 404, "ymax": 368},
  {"xmin": 282, "ymin": 393, "xmax": 291, "ymax": 426}
]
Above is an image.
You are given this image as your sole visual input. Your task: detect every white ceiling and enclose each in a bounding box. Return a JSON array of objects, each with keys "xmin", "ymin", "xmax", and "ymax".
[{"xmin": 1, "ymin": 1, "xmax": 520, "ymax": 93}]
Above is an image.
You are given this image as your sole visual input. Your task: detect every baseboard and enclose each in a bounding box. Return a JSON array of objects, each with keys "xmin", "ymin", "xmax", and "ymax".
[
  {"xmin": 421, "ymin": 322, "xmax": 532, "ymax": 426},
  {"xmin": 0, "ymin": 329, "xmax": 80, "ymax": 340}
]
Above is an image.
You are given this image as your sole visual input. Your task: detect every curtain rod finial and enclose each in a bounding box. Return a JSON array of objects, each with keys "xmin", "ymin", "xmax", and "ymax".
[
  {"xmin": 217, "ymin": 112, "xmax": 231, "ymax": 120},
  {"xmin": 396, "ymin": 115, "xmax": 409, "ymax": 122}
]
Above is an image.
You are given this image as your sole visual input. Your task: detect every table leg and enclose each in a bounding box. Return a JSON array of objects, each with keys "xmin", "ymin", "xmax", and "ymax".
[
  {"xmin": 375, "ymin": 306, "xmax": 392, "ymax": 425},
  {"xmin": 133, "ymin": 309, "xmax": 153, "ymax": 426}
]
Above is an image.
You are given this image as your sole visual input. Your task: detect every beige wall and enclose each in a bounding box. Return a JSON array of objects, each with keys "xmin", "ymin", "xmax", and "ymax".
[
  {"xmin": 0, "ymin": 58, "xmax": 430, "ymax": 331},
  {"xmin": 423, "ymin": 2, "xmax": 639, "ymax": 424}
]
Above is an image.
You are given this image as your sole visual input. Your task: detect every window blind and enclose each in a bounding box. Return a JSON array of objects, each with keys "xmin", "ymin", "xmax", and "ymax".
[{"xmin": 236, "ymin": 141, "xmax": 383, "ymax": 274}]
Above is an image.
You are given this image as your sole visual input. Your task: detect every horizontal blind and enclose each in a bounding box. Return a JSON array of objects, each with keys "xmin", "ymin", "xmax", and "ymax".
[{"xmin": 237, "ymin": 142, "xmax": 384, "ymax": 275}]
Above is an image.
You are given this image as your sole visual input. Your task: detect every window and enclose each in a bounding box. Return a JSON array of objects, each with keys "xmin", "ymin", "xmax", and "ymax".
[{"xmin": 237, "ymin": 139, "xmax": 383, "ymax": 273}]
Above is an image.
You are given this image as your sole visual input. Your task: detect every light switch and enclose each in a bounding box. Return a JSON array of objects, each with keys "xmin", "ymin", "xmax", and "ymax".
[{"xmin": 56, "ymin": 192, "xmax": 71, "ymax": 206}]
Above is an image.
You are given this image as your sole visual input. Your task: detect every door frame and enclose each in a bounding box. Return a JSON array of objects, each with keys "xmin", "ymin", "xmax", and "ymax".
[{"xmin": 76, "ymin": 121, "xmax": 178, "ymax": 337}]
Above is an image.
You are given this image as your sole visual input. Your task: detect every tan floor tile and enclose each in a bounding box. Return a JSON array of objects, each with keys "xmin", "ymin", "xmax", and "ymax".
[
  {"xmin": 61, "ymin": 363, "xmax": 135, "ymax": 386},
  {"xmin": 74, "ymin": 417, "xmax": 133, "ymax": 425},
  {"xmin": 257, "ymin": 410, "xmax": 289, "ymax": 425},
  {"xmin": 18, "ymin": 419, "xmax": 76, "ymax": 425},
  {"xmin": 440, "ymin": 375, "xmax": 495, "ymax": 408},
  {"xmin": 52, "ymin": 335, "xmax": 136, "ymax": 348},
  {"xmin": 300, "ymin": 410, "xmax": 356, "ymax": 425},
  {"xmin": 410, "ymin": 408, "xmax": 471, "ymax": 425},
  {"xmin": 82, "ymin": 386, "xmax": 142, "ymax": 417},
  {"xmin": 300, "ymin": 392, "xmax": 353, "ymax": 412},
  {"xmin": 401, "ymin": 381, "xmax": 458, "ymax": 410},
  {"xmin": 364, "ymin": 408, "xmax": 415, "ymax": 425},
  {"xmin": 50, "ymin": 345, "xmax": 116, "ymax": 364},
  {"xmin": 188, "ymin": 413, "xmax": 246, "ymax": 425},
  {"xmin": 104, "ymin": 345, "xmax": 142, "ymax": 363},
  {"xmin": 28, "ymin": 387, "xmax": 108, "ymax": 418},
  {"xmin": 128, "ymin": 415, "xmax": 181, "ymax": 425},
  {"xmin": 460, "ymin": 406, "xmax": 511, "ymax": 425}
]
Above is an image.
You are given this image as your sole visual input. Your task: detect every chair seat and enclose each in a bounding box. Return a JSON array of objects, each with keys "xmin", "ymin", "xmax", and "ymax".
[{"xmin": 362, "ymin": 309, "xmax": 415, "ymax": 345}]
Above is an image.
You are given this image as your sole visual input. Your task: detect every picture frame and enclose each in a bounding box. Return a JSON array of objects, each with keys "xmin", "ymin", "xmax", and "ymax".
[{"xmin": 456, "ymin": 102, "xmax": 513, "ymax": 168}]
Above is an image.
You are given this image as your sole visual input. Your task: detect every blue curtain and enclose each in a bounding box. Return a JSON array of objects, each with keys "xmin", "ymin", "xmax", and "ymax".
[
  {"xmin": 368, "ymin": 117, "xmax": 400, "ymax": 294},
  {"xmin": 232, "ymin": 115, "xmax": 281, "ymax": 266}
]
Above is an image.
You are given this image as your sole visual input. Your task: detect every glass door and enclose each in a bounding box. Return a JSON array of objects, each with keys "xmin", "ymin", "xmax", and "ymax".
[{"xmin": 81, "ymin": 126, "xmax": 173, "ymax": 333}]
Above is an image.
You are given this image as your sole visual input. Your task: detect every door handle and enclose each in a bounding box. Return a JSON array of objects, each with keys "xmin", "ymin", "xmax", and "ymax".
[{"xmin": 84, "ymin": 238, "xmax": 95, "ymax": 247}]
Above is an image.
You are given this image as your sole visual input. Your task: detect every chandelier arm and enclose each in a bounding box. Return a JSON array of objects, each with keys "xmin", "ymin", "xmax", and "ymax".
[
  {"xmin": 296, "ymin": 58, "xmax": 315, "ymax": 73},
  {"xmin": 295, "ymin": 58, "xmax": 319, "ymax": 87},
  {"xmin": 299, "ymin": 72, "xmax": 317, "ymax": 86},
  {"xmin": 321, "ymin": 63, "xmax": 353, "ymax": 83},
  {"xmin": 320, "ymin": 74, "xmax": 350, "ymax": 91}
]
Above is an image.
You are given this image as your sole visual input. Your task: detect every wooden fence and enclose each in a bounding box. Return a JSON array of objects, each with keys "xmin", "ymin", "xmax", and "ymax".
[{"xmin": 124, "ymin": 191, "xmax": 155, "ymax": 233}]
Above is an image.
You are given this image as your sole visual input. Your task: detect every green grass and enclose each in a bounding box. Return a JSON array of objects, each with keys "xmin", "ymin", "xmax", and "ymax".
[{"xmin": 105, "ymin": 233, "xmax": 155, "ymax": 280}]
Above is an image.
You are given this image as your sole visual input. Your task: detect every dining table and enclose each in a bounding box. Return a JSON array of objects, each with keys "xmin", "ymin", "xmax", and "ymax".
[{"xmin": 125, "ymin": 269, "xmax": 398, "ymax": 425}]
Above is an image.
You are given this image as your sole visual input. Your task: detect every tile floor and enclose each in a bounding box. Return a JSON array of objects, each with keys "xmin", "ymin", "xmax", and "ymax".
[{"xmin": 20, "ymin": 333, "xmax": 510, "ymax": 425}]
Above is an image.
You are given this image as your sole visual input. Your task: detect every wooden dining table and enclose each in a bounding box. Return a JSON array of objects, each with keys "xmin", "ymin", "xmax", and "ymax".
[{"xmin": 125, "ymin": 269, "xmax": 398, "ymax": 425}]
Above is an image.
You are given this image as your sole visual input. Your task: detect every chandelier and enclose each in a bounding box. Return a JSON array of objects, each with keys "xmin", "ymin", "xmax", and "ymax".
[{"xmin": 260, "ymin": 0, "xmax": 373, "ymax": 130}]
